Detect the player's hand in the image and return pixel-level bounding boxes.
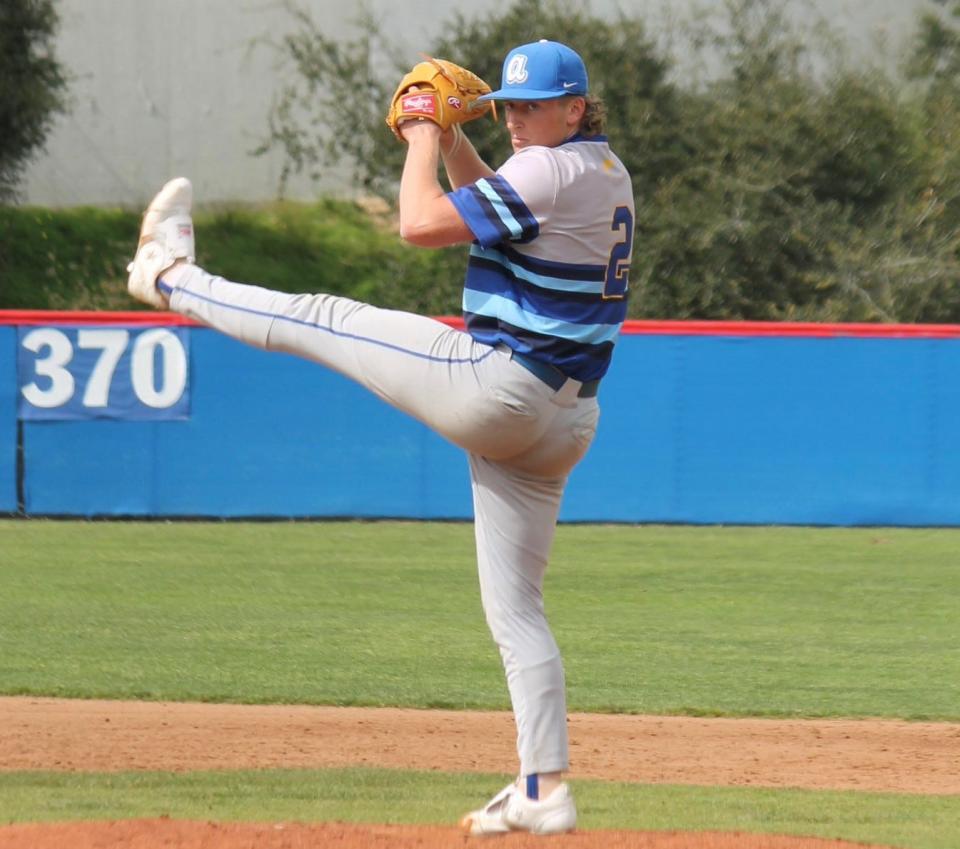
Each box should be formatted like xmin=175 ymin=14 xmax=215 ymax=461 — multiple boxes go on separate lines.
xmin=399 ymin=118 xmax=443 ymax=143
xmin=398 ymin=86 xmax=443 ymax=143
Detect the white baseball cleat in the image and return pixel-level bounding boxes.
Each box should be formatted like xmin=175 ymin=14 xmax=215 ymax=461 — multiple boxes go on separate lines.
xmin=127 ymin=176 xmax=195 ymax=309
xmin=460 ymin=780 xmax=576 ymax=836
xmin=460 ymin=783 xmax=515 ymax=836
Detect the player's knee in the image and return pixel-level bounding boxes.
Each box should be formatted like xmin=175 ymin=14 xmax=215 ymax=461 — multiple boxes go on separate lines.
xmin=483 ymin=606 xmax=556 ymax=655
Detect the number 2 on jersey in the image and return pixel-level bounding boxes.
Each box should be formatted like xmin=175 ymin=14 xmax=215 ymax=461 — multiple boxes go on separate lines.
xmin=604 ymin=206 xmax=633 ymax=299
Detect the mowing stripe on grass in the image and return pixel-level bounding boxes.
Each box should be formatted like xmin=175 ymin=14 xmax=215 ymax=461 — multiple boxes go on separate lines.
xmin=1 ymin=521 xmax=958 ymax=719
xmin=0 ymin=768 xmax=956 ymax=849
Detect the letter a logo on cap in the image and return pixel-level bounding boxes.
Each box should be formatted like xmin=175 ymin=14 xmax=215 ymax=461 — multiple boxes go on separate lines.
xmin=506 ymin=54 xmax=529 ymax=84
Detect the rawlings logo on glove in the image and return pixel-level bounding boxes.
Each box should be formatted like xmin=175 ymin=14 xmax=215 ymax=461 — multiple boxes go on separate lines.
xmin=386 ymin=56 xmax=497 ymax=140
xmin=401 ymin=93 xmax=438 ymax=116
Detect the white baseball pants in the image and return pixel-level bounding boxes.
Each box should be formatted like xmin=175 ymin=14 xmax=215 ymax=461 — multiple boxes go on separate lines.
xmin=160 ymin=264 xmax=600 ymax=775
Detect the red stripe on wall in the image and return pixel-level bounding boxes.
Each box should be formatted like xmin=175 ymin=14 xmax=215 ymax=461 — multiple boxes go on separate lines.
xmin=619 ymin=319 xmax=960 ymax=338
xmin=3 ymin=311 xmax=960 ymax=338
xmin=0 ymin=310 xmax=200 ymax=327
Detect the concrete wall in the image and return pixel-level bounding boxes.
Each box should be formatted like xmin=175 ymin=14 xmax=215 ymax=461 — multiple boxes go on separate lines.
xmin=21 ymin=0 xmax=925 ymax=207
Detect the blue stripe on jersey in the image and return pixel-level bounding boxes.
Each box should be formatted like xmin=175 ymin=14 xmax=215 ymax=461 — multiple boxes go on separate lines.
xmin=465 ymin=314 xmax=615 ymax=381
xmin=481 ymin=176 xmax=539 ymax=239
xmin=560 ymin=133 xmax=608 ymax=146
xmin=461 ymin=239 xmax=627 ymax=379
xmin=476 ymin=180 xmax=523 ymax=239
xmin=470 ymin=245 xmax=606 ymax=294
xmin=463 ymin=289 xmax=621 ymax=346
xmin=447 ymin=187 xmax=504 ymax=246
xmin=466 ymin=256 xmax=626 ymax=325
xmin=448 ymin=176 xmax=539 ymax=248
xmin=492 ymin=243 xmax=606 ymax=282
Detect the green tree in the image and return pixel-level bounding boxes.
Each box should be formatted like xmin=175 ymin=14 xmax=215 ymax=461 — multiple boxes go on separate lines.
xmin=879 ymin=0 xmax=960 ymax=322
xmin=428 ymin=0 xmax=685 ymax=203
xmin=260 ymin=0 xmax=960 ymax=323
xmin=254 ymin=2 xmax=406 ymax=199
xmin=0 ymin=0 xmax=68 ymax=204
xmin=635 ymin=0 xmax=941 ymax=321
xmin=256 ymin=0 xmax=682 ymax=204
xmin=907 ymin=0 xmax=960 ymax=83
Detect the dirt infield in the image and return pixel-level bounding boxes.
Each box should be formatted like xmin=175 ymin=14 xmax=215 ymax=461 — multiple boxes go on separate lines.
xmin=3 ymin=697 xmax=958 ymax=848
xmin=0 ymin=819 xmax=907 ymax=849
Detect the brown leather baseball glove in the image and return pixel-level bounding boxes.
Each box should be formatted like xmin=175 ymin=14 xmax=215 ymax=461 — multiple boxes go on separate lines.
xmin=386 ymin=57 xmax=497 ymax=140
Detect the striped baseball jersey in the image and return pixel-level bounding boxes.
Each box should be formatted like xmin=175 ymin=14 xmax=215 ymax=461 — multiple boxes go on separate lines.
xmin=448 ymin=134 xmax=635 ymax=382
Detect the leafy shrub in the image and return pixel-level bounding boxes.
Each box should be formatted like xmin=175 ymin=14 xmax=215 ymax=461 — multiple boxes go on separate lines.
xmin=0 ymin=0 xmax=68 ymax=204
xmin=0 ymin=200 xmax=467 ymax=314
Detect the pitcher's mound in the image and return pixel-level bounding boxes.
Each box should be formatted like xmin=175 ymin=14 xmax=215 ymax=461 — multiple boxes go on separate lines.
xmin=0 ymin=819 xmax=895 ymax=848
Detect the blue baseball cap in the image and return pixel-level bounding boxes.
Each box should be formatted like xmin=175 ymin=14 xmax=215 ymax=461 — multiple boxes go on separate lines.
xmin=478 ymin=40 xmax=588 ymax=102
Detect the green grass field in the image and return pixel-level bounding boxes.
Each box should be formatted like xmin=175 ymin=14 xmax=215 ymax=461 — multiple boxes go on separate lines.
xmin=1 ymin=769 xmax=957 ymax=849
xmin=1 ymin=519 xmax=958 ymax=847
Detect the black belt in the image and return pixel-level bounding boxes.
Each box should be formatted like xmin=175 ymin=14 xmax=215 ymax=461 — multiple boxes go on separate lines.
xmin=509 ymin=349 xmax=600 ymax=398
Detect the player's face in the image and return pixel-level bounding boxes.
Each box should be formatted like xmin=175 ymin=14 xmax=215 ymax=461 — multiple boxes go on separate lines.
xmin=503 ymin=97 xmax=585 ymax=151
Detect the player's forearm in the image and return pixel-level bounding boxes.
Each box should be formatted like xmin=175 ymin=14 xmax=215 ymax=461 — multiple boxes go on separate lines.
xmin=398 ymin=126 xmax=473 ymax=247
xmin=399 ymin=130 xmax=444 ymax=243
xmin=440 ymin=126 xmax=495 ymax=189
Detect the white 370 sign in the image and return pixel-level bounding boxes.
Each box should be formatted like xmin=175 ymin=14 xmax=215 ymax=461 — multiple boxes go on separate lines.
xmin=17 ymin=325 xmax=190 ymax=421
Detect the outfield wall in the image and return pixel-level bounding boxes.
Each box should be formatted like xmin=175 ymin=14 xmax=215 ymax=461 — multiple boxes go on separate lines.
xmin=0 ymin=327 xmax=17 ymax=513
xmin=3 ymin=311 xmax=960 ymax=525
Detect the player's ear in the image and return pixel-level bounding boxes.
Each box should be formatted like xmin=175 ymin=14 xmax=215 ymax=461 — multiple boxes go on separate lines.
xmin=565 ymin=96 xmax=586 ymax=126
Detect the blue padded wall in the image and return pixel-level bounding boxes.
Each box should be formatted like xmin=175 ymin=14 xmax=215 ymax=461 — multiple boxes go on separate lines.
xmin=22 ymin=330 xmax=470 ymax=517
xmin=0 ymin=328 xmax=17 ymax=513
xmin=564 ymin=334 xmax=960 ymax=525
xmin=13 ymin=324 xmax=960 ymax=525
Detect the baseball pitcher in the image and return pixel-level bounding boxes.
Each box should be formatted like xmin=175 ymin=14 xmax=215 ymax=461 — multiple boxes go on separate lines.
xmin=127 ymin=39 xmax=634 ymax=835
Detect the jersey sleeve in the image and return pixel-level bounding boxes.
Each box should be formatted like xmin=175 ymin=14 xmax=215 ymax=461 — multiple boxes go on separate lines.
xmin=447 ymin=147 xmax=560 ymax=248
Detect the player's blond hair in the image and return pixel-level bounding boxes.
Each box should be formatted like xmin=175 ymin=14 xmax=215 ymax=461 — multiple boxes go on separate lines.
xmin=579 ymin=95 xmax=607 ymax=136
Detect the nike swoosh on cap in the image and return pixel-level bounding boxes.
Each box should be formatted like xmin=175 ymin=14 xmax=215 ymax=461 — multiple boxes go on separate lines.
xmin=563 ymin=82 xmax=578 ymax=88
